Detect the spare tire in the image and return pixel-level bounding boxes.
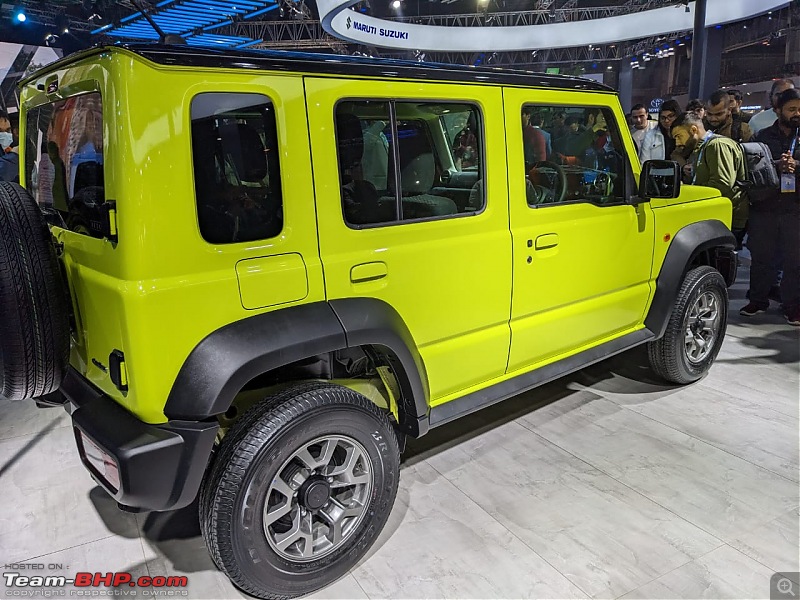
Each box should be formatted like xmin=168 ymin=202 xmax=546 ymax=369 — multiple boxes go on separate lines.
xmin=0 ymin=182 xmax=70 ymax=401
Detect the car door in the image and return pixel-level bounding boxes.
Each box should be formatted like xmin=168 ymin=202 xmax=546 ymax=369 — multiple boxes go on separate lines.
xmin=504 ymin=90 xmax=655 ymax=373
xmin=305 ymin=77 xmax=512 ymax=404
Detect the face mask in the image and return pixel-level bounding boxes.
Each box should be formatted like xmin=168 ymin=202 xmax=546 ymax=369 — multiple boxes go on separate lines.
xmin=0 ymin=132 xmax=13 ymax=149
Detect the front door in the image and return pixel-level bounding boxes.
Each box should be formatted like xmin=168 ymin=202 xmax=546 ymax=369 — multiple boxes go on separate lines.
xmin=504 ymin=90 xmax=655 ymax=373
xmin=305 ymin=78 xmax=512 ymax=404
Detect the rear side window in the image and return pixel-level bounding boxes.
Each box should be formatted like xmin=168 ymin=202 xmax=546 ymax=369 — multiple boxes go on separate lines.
xmin=335 ymin=100 xmax=484 ymax=227
xmin=190 ymin=93 xmax=283 ymax=244
xmin=25 ymin=92 xmax=105 ymax=238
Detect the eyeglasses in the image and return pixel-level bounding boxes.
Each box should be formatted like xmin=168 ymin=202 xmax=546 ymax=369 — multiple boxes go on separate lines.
xmin=659 ymin=113 xmax=676 ymax=121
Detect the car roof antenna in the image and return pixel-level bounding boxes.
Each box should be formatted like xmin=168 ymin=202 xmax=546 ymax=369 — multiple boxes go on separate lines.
xmin=128 ymin=0 xmax=187 ymax=45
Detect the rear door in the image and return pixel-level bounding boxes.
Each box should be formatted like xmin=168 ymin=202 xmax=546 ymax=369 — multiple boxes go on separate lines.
xmin=305 ymin=77 xmax=512 ymax=404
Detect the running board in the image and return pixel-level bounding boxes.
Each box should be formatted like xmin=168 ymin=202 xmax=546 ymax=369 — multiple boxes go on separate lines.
xmin=429 ymin=328 xmax=655 ymax=428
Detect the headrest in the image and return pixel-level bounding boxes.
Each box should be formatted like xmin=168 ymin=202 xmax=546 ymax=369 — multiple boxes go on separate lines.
xmin=219 ymin=122 xmax=267 ymax=182
xmin=468 ymin=179 xmax=483 ymax=208
xmin=336 ymin=113 xmax=364 ymax=171
xmin=402 ymin=153 xmax=435 ymax=194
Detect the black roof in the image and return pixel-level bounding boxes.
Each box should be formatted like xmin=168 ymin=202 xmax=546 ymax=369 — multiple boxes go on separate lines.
xmin=22 ymin=43 xmax=615 ymax=93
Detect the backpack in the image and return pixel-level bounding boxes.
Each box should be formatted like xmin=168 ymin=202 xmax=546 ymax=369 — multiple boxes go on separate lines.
xmin=737 ymin=141 xmax=780 ymax=192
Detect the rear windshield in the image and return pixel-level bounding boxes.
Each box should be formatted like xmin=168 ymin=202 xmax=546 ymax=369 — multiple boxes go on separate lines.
xmin=25 ymin=92 xmax=105 ymax=238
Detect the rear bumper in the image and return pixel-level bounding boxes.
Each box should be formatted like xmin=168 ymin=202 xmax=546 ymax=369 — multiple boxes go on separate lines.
xmin=61 ymin=368 xmax=218 ymax=511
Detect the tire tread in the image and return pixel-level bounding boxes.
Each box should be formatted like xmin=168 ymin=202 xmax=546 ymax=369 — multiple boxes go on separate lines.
xmin=647 ymin=265 xmax=728 ymax=384
xmin=199 ymin=383 xmax=399 ymax=600
xmin=0 ymin=182 xmax=69 ymax=400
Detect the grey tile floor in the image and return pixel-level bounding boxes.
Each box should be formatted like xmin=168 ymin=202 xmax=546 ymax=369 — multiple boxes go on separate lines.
xmin=1 ymin=264 xmax=798 ymax=599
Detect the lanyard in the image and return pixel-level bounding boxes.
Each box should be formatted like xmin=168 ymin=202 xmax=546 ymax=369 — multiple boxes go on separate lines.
xmin=692 ymin=132 xmax=715 ymax=185
xmin=790 ymin=128 xmax=798 ymax=157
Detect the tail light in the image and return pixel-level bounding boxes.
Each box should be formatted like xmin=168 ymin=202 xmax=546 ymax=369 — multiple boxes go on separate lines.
xmin=75 ymin=429 xmax=121 ymax=493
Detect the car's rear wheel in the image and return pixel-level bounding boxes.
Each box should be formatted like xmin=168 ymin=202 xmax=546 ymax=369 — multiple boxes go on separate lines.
xmin=200 ymin=383 xmax=400 ymax=600
xmin=0 ymin=182 xmax=70 ymax=400
xmin=648 ymin=266 xmax=728 ymax=384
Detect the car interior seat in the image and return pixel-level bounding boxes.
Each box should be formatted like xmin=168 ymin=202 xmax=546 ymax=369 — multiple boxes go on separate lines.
xmin=219 ymin=122 xmax=268 ymax=184
xmin=400 ymin=153 xmax=458 ymax=218
xmin=336 ymin=113 xmax=392 ymax=225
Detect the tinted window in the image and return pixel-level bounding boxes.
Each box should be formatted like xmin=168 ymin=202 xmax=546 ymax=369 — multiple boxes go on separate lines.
xmin=191 ymin=93 xmax=282 ymax=244
xmin=25 ymin=92 xmax=105 ymax=237
xmin=335 ymin=101 xmax=483 ymax=227
xmin=524 ymin=104 xmax=626 ymax=207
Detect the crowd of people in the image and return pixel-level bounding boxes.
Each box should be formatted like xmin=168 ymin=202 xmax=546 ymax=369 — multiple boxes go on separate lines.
xmin=630 ymin=80 xmax=799 ymax=327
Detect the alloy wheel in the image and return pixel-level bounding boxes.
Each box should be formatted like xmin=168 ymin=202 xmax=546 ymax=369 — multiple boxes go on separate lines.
xmin=263 ymin=435 xmax=374 ymax=562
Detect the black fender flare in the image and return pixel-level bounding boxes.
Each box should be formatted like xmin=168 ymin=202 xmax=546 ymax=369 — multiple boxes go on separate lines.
xmin=644 ymin=219 xmax=736 ymax=339
xmin=330 ymin=297 xmax=429 ymax=436
xmin=164 ymin=300 xmax=430 ymax=436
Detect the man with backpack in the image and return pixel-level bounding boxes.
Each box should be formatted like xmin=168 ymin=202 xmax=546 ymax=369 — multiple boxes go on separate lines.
xmin=671 ymin=111 xmax=748 ymax=248
xmin=739 ymin=88 xmax=800 ymax=326
xmin=706 ymin=89 xmax=753 ymax=143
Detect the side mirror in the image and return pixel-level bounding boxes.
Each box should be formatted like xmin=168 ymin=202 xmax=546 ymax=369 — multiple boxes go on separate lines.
xmin=640 ymin=160 xmax=681 ymax=199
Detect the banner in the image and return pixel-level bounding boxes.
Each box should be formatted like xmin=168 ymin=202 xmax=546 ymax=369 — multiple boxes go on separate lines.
xmin=318 ymin=0 xmax=788 ymax=52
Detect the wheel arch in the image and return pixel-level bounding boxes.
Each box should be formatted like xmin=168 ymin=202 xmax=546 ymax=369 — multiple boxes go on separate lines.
xmin=164 ymin=300 xmax=430 ymax=437
xmin=645 ymin=219 xmax=736 ymax=339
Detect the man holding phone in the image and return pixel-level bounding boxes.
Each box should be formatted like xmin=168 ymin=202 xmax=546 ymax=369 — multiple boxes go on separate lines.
xmin=740 ymin=88 xmax=800 ymax=326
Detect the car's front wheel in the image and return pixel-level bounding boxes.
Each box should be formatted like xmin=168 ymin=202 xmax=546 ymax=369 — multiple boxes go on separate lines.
xmin=200 ymin=383 xmax=400 ymax=599
xmin=648 ymin=265 xmax=728 ymax=384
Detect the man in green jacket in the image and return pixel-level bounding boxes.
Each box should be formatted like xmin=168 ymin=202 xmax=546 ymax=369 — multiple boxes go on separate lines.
xmin=671 ymin=111 xmax=748 ymax=248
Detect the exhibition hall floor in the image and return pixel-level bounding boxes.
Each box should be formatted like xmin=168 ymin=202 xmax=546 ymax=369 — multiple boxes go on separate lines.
xmin=1 ymin=264 xmax=798 ymax=599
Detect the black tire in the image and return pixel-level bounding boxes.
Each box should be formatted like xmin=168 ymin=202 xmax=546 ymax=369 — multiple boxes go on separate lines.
xmin=200 ymin=383 xmax=400 ymax=600
xmin=0 ymin=182 xmax=70 ymax=401
xmin=648 ymin=266 xmax=728 ymax=384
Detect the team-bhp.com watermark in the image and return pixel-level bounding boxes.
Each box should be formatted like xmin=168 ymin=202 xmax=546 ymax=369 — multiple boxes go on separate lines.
xmin=3 ymin=564 xmax=188 ymax=598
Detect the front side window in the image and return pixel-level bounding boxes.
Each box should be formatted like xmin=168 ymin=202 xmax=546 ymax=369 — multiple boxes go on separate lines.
xmin=335 ymin=100 xmax=484 ymax=227
xmin=191 ymin=93 xmax=283 ymax=244
xmin=522 ymin=104 xmax=626 ymax=207
xmin=25 ymin=92 xmax=105 ymax=237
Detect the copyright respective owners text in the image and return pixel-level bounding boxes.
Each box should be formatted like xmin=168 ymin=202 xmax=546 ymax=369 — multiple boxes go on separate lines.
xmin=772 ymin=573 xmax=800 ymax=600
xmin=3 ymin=563 xmax=189 ymax=598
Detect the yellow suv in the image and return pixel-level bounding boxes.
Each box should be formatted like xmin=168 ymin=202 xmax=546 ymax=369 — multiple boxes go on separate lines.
xmin=0 ymin=44 xmax=737 ymax=599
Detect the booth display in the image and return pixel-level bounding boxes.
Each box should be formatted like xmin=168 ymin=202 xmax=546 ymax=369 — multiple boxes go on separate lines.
xmin=0 ymin=42 xmax=742 ymax=599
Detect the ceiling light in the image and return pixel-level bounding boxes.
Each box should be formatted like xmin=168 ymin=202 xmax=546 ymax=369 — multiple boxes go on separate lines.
xmin=392 ymin=0 xmax=401 ymax=8
xmin=55 ymin=14 xmax=69 ymax=34
xmin=13 ymin=7 xmax=26 ymax=22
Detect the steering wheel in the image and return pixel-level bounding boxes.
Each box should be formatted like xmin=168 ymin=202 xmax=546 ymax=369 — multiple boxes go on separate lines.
xmin=528 ymin=161 xmax=567 ymax=205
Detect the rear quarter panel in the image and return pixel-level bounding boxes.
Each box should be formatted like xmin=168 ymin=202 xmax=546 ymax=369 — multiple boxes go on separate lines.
xmin=23 ymin=50 xmax=324 ymax=423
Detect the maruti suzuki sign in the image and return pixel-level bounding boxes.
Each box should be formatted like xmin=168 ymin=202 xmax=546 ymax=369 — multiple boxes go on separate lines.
xmin=319 ymin=0 xmax=787 ymax=52
xmin=347 ymin=16 xmax=410 ymax=40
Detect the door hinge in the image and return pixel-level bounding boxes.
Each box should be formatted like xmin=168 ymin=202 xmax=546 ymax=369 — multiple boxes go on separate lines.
xmin=109 ymin=349 xmax=128 ymax=392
